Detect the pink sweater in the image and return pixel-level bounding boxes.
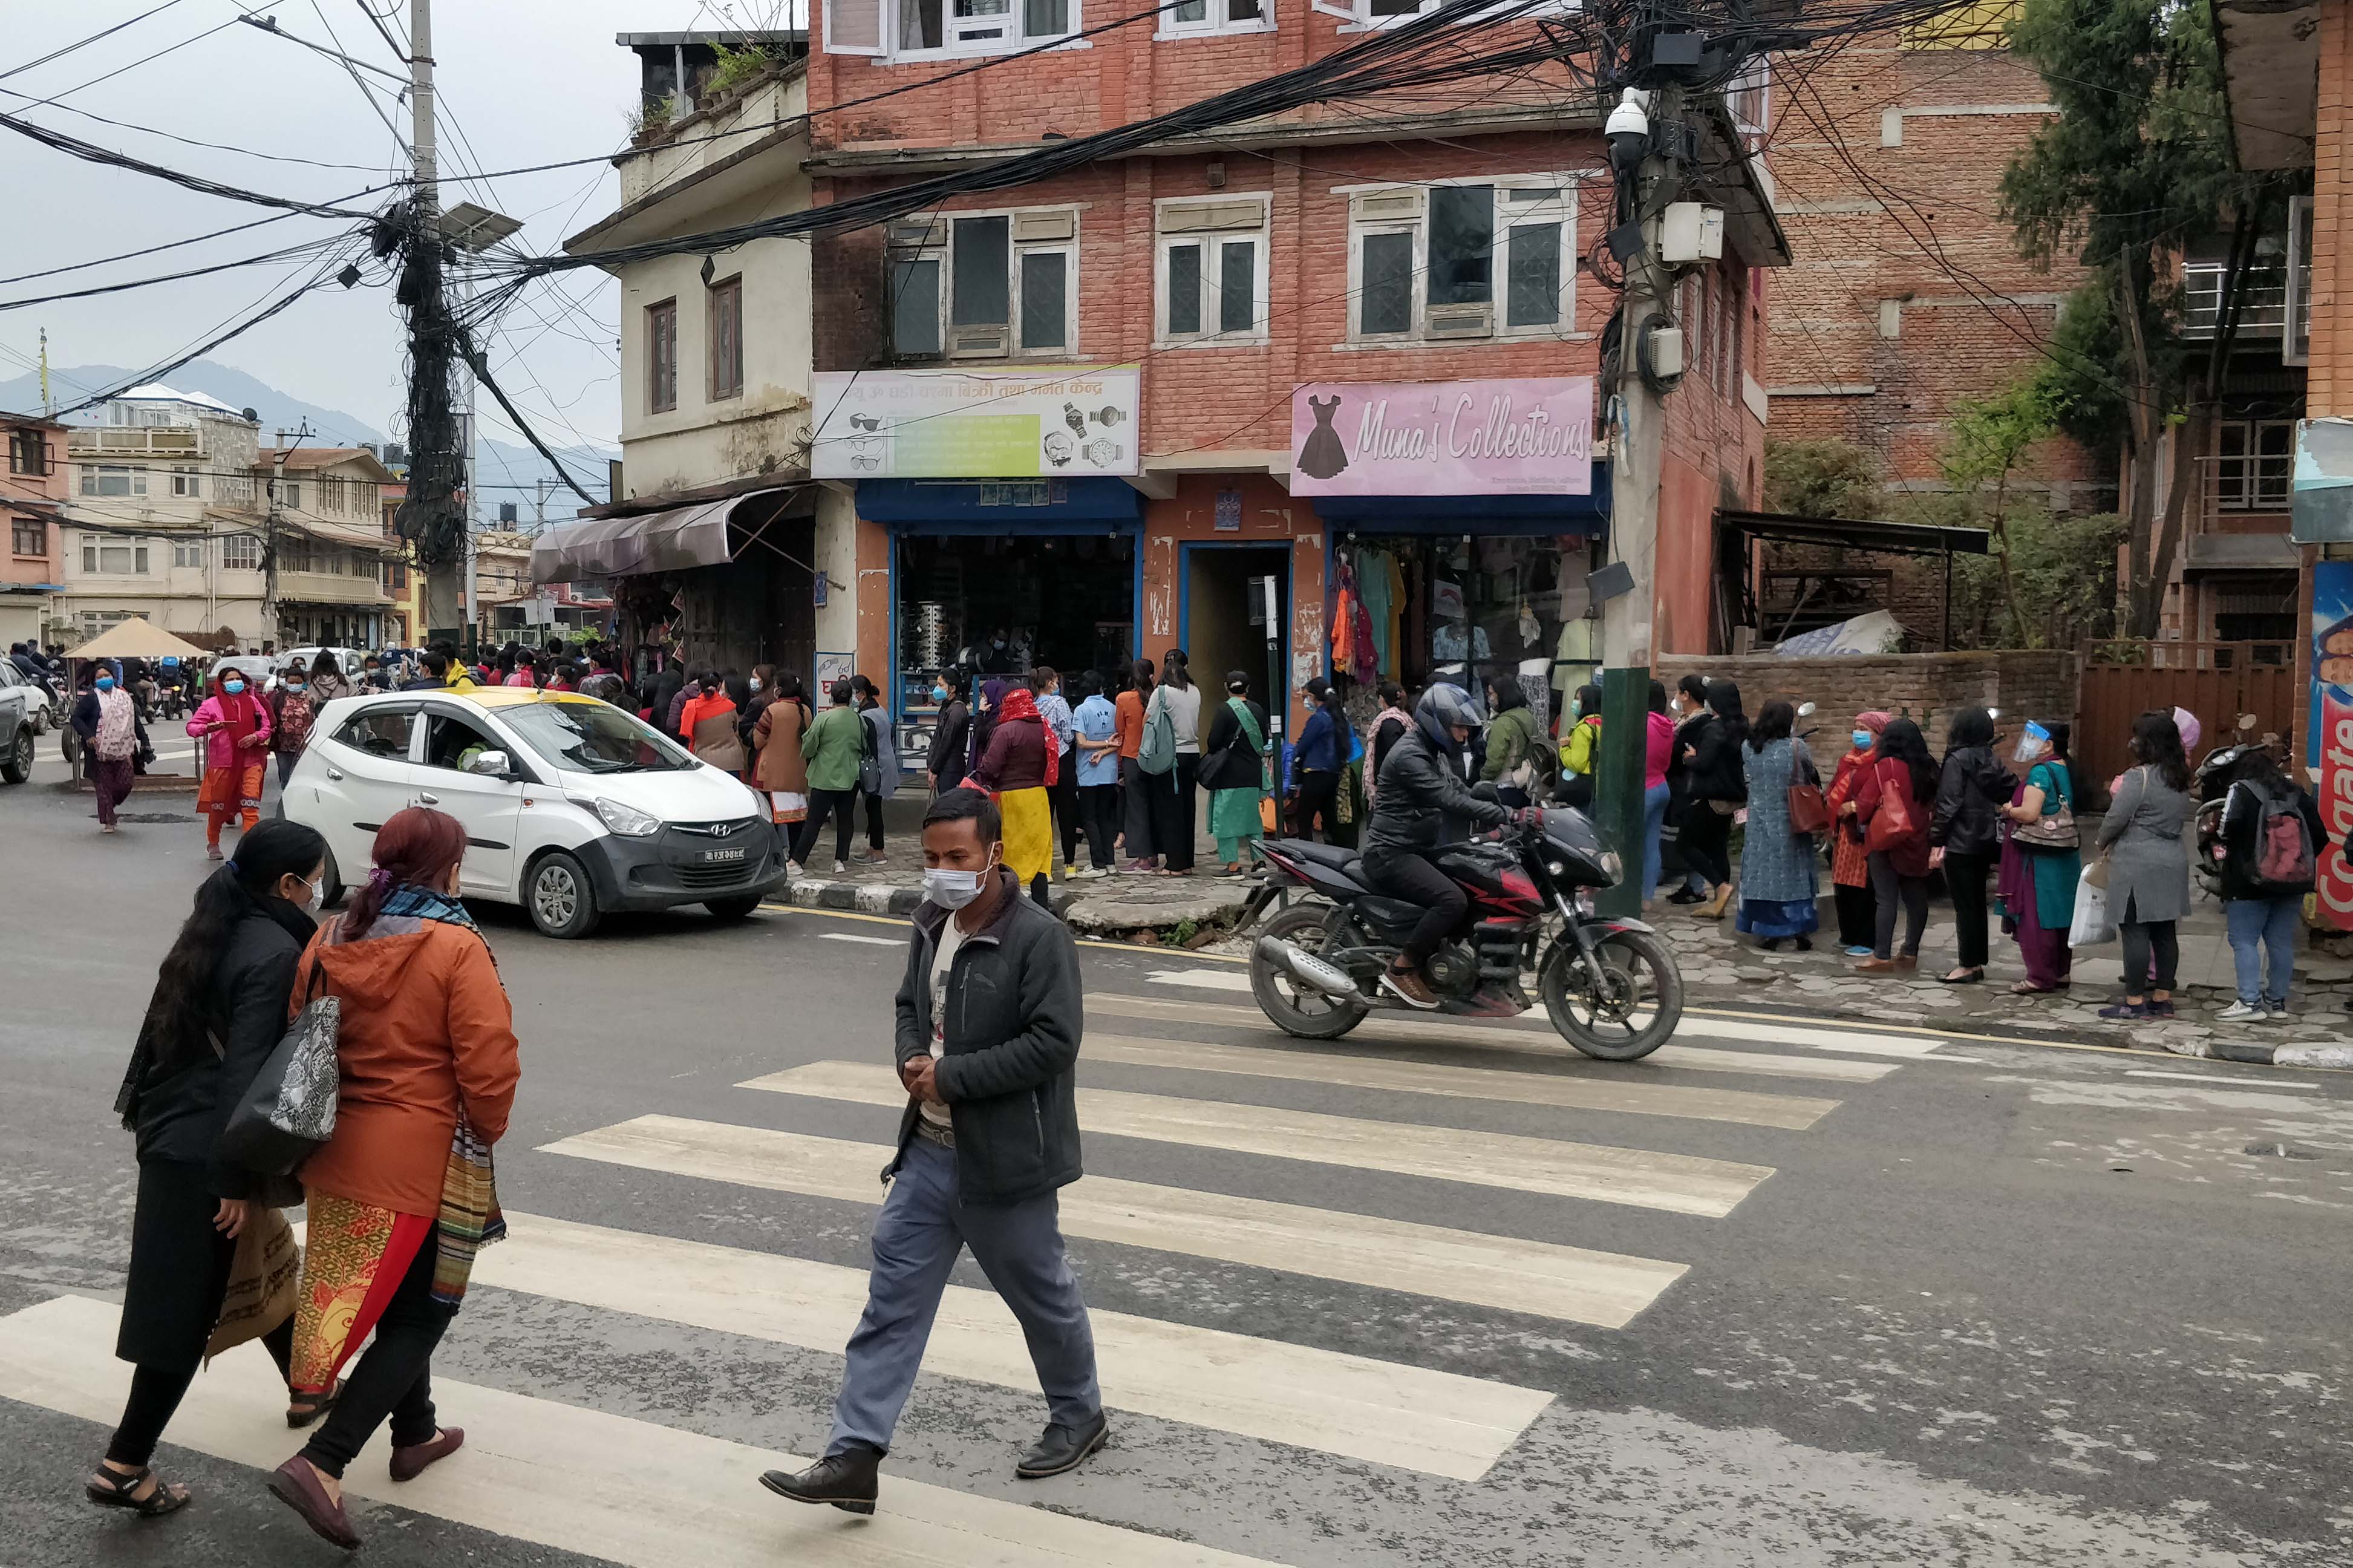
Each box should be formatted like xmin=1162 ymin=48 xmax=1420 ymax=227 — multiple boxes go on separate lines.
xmin=1644 ymin=711 xmax=1674 ymax=789
xmin=186 ymin=694 xmax=273 ymax=772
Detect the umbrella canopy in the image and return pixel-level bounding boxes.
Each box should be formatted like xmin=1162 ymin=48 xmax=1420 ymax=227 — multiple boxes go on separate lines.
xmin=70 ymin=617 xmax=211 ymax=662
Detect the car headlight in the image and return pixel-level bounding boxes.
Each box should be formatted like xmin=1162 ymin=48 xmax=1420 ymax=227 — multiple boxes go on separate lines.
xmin=591 ymin=796 xmax=662 ymax=837
xmin=1599 ymin=849 xmax=1624 ymax=886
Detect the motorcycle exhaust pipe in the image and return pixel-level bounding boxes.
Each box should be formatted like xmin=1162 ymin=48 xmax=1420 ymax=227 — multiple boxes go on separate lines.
xmin=1255 ymin=935 xmax=1359 ymax=1000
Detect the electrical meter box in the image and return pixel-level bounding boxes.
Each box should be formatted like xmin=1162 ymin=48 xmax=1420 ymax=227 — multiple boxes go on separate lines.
xmin=1659 ymin=202 xmax=1725 ymax=264
xmin=1646 ymin=324 xmax=1686 ymax=379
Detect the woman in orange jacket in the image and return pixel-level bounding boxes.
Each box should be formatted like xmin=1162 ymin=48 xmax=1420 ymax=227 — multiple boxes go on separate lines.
xmin=266 ymin=807 xmax=520 ymax=1551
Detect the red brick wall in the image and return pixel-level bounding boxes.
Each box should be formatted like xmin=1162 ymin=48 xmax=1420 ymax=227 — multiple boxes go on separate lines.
xmin=1765 ymin=36 xmax=2109 ymax=504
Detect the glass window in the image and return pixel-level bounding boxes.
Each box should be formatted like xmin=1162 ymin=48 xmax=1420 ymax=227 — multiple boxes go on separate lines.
xmin=10 ymin=516 xmax=44 ymax=557
xmin=222 ymin=533 xmax=261 ymax=570
xmin=891 ymin=256 xmax=942 ymax=357
xmin=1506 ymin=223 xmax=1561 ymax=328
xmin=1020 ymin=250 xmax=1067 ymax=350
xmin=708 ymin=276 xmax=743 ymax=400
xmin=1023 ymin=0 xmax=1069 ymax=33
xmin=7 ymin=430 xmax=47 ymax=475
xmin=1219 ymin=240 xmax=1256 ymax=334
xmin=1428 ymin=185 xmax=1493 ymax=307
xmin=1360 ymin=232 xmax=1414 ymax=335
xmin=1173 ymin=0 xmax=1207 ymax=16
xmin=173 ymin=538 xmax=204 ymax=569
xmin=422 ymin=711 xmax=505 ymax=771
xmin=646 ymin=298 xmax=678 ymax=413
xmin=333 ymin=706 xmax=416 ymax=759
xmin=81 ymin=465 xmax=146 ymax=498
xmin=900 ymin=0 xmax=946 ymax=48
xmin=951 ymin=216 xmax=1011 ymax=326
xmin=500 ymin=699 xmax=696 ymax=774
xmin=1167 ymin=244 xmax=1203 ymax=335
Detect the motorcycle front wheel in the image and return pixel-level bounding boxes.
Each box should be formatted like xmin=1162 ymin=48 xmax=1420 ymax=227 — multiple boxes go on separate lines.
xmin=1541 ymin=927 xmax=1682 ymax=1061
xmin=1248 ymin=903 xmax=1371 ymax=1040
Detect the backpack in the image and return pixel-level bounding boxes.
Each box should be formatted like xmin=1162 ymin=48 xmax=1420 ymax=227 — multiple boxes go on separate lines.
xmin=2254 ymin=783 xmax=2316 ymax=887
xmin=1137 ymin=688 xmax=1178 ymax=777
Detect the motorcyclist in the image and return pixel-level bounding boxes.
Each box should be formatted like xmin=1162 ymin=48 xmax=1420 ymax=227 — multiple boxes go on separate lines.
xmin=1359 ymin=682 xmax=1532 ymax=1009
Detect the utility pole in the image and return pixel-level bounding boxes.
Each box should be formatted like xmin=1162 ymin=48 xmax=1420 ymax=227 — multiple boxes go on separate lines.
xmin=407 ymin=0 xmax=465 ymax=643
xmin=1594 ymin=66 xmax=1687 ymax=918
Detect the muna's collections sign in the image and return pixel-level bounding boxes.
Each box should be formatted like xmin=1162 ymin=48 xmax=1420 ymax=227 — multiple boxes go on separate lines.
xmin=811 ymin=367 xmax=1141 ymax=480
xmin=1288 ymin=377 xmax=1594 ymax=496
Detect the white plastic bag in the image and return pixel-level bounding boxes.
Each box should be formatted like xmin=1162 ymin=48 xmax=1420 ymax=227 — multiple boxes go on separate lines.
xmin=2068 ymin=869 xmax=2115 ymax=947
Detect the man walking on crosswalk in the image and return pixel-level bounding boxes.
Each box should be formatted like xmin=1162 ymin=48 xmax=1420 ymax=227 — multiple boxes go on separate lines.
xmin=761 ymin=786 xmax=1107 ymax=1515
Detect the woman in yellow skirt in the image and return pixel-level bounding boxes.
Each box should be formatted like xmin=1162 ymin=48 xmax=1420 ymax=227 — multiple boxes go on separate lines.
xmin=968 ymin=683 xmax=1061 ymax=908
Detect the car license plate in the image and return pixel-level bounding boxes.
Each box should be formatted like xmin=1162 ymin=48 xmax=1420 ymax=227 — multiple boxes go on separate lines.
xmin=702 ymin=848 xmax=747 ymax=864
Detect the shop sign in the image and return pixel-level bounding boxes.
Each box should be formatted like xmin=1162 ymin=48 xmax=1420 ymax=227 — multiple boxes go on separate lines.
xmin=1289 ymin=377 xmax=1593 ymax=496
xmin=2312 ymin=561 xmax=2353 ymax=927
xmin=811 ymin=367 xmax=1141 ymax=480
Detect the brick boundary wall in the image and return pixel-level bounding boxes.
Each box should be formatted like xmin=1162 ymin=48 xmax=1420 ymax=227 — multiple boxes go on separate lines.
xmin=1653 ymin=650 xmax=2080 ymax=759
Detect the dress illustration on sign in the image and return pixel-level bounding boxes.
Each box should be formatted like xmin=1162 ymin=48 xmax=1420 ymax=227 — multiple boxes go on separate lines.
xmin=1297 ymin=395 xmax=1348 ymax=480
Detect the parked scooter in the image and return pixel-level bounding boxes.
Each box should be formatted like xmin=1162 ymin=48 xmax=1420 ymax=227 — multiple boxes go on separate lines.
xmin=2190 ymin=714 xmax=2267 ymax=898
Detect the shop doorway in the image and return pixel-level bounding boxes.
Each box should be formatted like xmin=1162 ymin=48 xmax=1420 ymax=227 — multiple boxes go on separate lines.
xmin=1181 ymin=544 xmax=1289 ymax=731
xmin=895 ymin=531 xmax=1136 ymax=711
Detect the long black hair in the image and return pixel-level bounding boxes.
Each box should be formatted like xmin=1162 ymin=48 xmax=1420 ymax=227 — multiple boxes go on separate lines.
xmin=1305 ymin=673 xmax=1353 ymax=753
xmin=1161 ymin=647 xmax=1192 ymax=690
xmin=2130 ymin=710 xmax=2192 ymax=792
xmin=1873 ymin=717 xmax=1939 ymax=801
xmin=1750 ymin=699 xmax=1795 ymax=748
xmin=133 ymin=819 xmax=325 ymax=1082
xmin=1706 ymin=679 xmax=1748 ymax=751
xmin=1649 ymin=679 xmax=1669 ymax=714
xmin=1947 ymin=707 xmax=1996 ymax=753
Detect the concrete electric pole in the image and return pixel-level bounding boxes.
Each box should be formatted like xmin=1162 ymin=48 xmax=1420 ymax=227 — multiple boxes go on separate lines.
xmin=406 ymin=0 xmax=465 ymax=642
xmin=1594 ymin=75 xmax=1686 ymax=918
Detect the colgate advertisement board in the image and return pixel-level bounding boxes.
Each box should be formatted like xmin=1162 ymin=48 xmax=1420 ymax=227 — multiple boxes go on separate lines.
xmin=2312 ymin=561 xmax=2353 ymax=928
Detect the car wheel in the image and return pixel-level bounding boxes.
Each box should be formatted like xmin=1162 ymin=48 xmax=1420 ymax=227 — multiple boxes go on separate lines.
xmin=27 ymin=707 xmax=48 ymax=736
xmin=527 ymin=850 xmax=601 ymax=938
xmin=318 ymin=846 xmax=347 ymax=910
xmin=705 ymin=893 xmax=763 ymax=921
xmin=1 ymin=725 xmax=31 ymax=785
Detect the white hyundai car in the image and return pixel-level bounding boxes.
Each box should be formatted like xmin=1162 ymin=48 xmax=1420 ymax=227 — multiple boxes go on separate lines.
xmin=284 ymin=685 xmax=788 ymax=937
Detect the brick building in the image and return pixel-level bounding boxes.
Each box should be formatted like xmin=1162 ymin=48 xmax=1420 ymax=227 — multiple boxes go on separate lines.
xmin=1 ymin=412 xmax=69 ymax=648
xmin=797 ymin=5 xmax=1784 ymax=749
xmin=1765 ymin=14 xmax=2103 ymax=508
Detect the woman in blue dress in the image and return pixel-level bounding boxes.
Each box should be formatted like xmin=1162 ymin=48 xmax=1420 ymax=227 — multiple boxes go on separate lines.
xmin=1736 ymin=699 xmax=1821 ymax=951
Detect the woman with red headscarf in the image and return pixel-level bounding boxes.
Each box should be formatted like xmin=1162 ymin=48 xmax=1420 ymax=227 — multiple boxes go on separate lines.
xmin=967 ymin=681 xmax=1059 ymax=908
xmin=187 ymin=667 xmax=273 ymax=859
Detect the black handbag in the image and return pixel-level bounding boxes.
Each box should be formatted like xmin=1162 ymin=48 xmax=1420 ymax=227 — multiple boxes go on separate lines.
xmin=218 ymin=962 xmax=341 ymax=1177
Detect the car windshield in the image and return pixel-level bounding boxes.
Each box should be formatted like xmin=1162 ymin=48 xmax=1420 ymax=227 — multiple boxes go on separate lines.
xmin=499 ymin=700 xmax=697 ymax=774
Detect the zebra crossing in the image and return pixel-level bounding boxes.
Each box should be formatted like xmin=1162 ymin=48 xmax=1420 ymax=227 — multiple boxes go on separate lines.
xmin=0 ymin=965 xmax=1954 ymax=1564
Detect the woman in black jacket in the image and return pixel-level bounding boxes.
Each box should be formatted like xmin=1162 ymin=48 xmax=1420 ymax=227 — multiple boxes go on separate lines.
xmin=91 ymin=820 xmax=331 ymax=1517
xmin=1665 ymin=673 xmax=1714 ymax=903
xmin=1928 ymin=707 xmax=2014 ymax=984
xmin=1680 ymin=680 xmax=1748 ymax=920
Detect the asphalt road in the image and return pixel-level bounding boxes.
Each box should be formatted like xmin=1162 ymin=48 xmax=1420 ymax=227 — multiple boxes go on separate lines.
xmin=3 ymin=762 xmax=2350 ymax=1567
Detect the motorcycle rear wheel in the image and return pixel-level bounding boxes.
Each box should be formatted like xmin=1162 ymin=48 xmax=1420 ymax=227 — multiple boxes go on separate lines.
xmin=1249 ymin=903 xmax=1371 ymax=1040
xmin=1541 ymin=928 xmax=1681 ymax=1062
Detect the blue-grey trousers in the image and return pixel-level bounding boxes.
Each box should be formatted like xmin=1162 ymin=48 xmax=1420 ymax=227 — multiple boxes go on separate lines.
xmin=827 ymin=1134 xmax=1100 ymax=1456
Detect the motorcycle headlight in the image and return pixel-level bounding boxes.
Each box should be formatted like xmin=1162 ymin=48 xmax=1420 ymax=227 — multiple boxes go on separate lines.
xmin=1548 ymin=858 xmax=1568 ymax=877
xmin=1599 ymin=849 xmax=1624 ymax=887
xmin=590 ymin=796 xmax=662 ymax=837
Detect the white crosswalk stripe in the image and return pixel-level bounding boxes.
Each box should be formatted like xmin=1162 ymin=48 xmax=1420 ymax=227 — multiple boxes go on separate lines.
xmin=543 ymin=1114 xmax=1690 ymax=1328
xmin=1086 ymin=991 xmax=1902 ymax=1082
xmin=745 ymin=1062 xmax=1778 ymax=1217
xmin=1083 ymin=1031 xmax=1842 ymax=1130
xmin=0 ymin=1295 xmax=1284 ymax=1567
xmin=455 ymin=1211 xmax=1552 ymax=1480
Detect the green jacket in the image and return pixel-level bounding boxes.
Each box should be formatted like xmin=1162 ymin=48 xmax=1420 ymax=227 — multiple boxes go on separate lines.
xmin=801 ymin=704 xmax=866 ymax=792
xmin=1481 ymin=704 xmax=1544 ymax=783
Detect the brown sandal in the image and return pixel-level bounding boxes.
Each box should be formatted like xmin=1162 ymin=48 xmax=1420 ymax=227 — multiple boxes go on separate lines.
xmin=286 ymin=1379 xmax=344 ymax=1429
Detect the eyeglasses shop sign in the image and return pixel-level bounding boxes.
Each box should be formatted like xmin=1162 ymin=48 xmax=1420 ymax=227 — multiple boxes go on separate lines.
xmin=811 ymin=367 xmax=1141 ymax=480
xmin=1290 ymin=377 xmax=1594 ymax=495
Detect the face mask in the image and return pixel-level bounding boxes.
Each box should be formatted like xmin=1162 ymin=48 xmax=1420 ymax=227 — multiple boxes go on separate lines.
xmin=749 ymin=678 xmax=763 ymax=693
xmin=932 ymin=685 xmax=949 ymax=704
xmin=286 ymin=681 xmax=305 ymax=693
xmin=95 ymin=676 xmax=115 ymax=692
xmin=1852 ymin=730 xmax=1873 ymax=750
xmin=1568 ymin=699 xmax=1582 ymax=719
xmin=287 ymin=875 xmax=323 ymax=910
xmin=924 ymin=851 xmax=998 ymax=910
xmin=223 ymin=681 xmax=245 ymax=696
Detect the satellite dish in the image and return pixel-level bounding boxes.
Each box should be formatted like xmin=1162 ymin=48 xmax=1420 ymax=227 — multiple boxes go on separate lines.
xmin=241 ymin=407 xmax=259 ymax=422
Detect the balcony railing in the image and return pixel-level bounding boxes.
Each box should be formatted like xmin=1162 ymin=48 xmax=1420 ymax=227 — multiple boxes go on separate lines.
xmin=2195 ymin=453 xmax=2291 ymax=530
xmin=2181 ymin=260 xmax=2300 ymax=344
xmin=65 ymin=425 xmax=201 ymax=456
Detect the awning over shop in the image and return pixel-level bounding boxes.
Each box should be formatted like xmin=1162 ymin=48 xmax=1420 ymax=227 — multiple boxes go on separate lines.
xmin=2183 ymin=533 xmax=2299 ymax=578
xmin=1311 ymin=481 xmax=1610 ymax=536
xmin=530 ymin=486 xmax=808 ymax=584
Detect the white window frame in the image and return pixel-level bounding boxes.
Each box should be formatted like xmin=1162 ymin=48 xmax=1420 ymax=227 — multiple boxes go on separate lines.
xmin=887 ymin=206 xmax=1081 ymax=362
xmin=2285 ymin=193 xmax=2312 ymax=367
xmin=1340 ymin=176 xmax=1578 ymax=346
xmin=828 ymin=0 xmax=1082 ymax=61
xmin=2213 ymin=419 xmax=2295 ymax=511
xmin=282 ymin=480 xmax=302 ymax=511
xmin=221 ymin=532 xmax=262 ymax=571
xmin=170 ymin=465 xmax=200 ymax=498
xmin=1158 ymin=0 xmax=1274 ymax=40
xmin=172 ymin=537 xmax=206 ymax=569
xmin=1314 ymin=0 xmax=1564 ymax=29
xmin=80 ymin=535 xmax=150 ymax=575
xmin=80 ymin=464 xmax=148 ymax=498
xmin=1155 ymin=196 xmax=1272 ymax=347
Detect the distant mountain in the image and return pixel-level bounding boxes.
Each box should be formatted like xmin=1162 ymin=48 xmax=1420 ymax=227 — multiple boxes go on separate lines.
xmin=0 ymin=359 xmax=616 ymax=526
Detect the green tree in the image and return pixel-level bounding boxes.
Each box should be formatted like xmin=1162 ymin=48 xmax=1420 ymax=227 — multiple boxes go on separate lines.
xmin=1763 ymin=439 xmax=1883 ymax=520
xmin=2000 ymin=0 xmax=2265 ymax=639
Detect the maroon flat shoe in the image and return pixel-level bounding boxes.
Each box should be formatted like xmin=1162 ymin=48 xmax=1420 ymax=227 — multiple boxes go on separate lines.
xmin=267 ymin=1457 xmax=360 ymax=1550
xmin=390 ymin=1426 xmax=465 ymax=1483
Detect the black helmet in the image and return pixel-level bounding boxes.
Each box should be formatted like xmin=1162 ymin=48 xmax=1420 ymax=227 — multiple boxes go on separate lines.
xmin=1415 ymin=683 xmax=1480 ymax=750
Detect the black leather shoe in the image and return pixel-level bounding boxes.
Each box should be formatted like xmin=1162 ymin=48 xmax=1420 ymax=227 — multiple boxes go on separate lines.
xmin=1667 ymin=887 xmax=1705 ymax=905
xmin=1016 ymin=1413 xmax=1110 ymax=1479
xmin=759 ymin=1448 xmax=880 ymax=1515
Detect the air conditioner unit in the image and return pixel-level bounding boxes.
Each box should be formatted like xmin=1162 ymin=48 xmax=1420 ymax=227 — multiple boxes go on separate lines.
xmin=1425 ymin=303 xmax=1495 ymax=338
xmin=948 ymin=324 xmax=1011 ymax=359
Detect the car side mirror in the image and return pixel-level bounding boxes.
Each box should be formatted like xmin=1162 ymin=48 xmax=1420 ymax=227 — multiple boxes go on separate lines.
xmin=466 ymin=750 xmax=513 ymax=778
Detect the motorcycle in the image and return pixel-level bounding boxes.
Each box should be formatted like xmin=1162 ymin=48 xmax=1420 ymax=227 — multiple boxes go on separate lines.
xmin=1239 ymin=807 xmax=1683 ymax=1062
xmin=2188 ymin=714 xmax=2265 ymax=898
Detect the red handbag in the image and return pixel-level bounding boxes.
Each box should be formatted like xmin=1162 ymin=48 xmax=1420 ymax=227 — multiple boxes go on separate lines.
xmin=1864 ymin=770 xmax=1913 ymax=855
xmin=1787 ymin=782 xmax=1829 ymax=836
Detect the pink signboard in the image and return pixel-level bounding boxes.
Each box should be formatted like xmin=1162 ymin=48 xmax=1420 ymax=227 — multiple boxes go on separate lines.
xmin=1288 ymin=377 xmax=1594 ymax=496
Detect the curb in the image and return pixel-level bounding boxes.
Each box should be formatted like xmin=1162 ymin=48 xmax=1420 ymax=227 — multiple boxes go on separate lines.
xmin=2159 ymin=1034 xmax=2353 ymax=1070
xmin=778 ymin=877 xmax=1085 ymax=919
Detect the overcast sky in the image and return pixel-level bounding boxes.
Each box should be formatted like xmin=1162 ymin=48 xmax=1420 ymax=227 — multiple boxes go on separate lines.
xmin=0 ymin=0 xmax=767 ymax=450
